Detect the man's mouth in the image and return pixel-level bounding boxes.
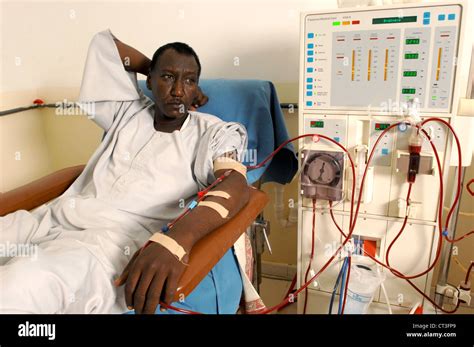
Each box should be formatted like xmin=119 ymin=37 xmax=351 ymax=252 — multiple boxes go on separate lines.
xmin=164 ymin=101 xmax=186 ymax=114
xmin=167 ymin=99 xmax=184 ymax=105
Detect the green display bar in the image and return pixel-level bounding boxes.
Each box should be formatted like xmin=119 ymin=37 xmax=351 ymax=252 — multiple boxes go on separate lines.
xmin=403 ymin=71 xmax=417 ymax=77
xmin=372 ymin=16 xmax=417 ymax=24
xmin=375 ymin=123 xmax=390 ymax=130
xmin=310 ymin=120 xmax=324 ymax=128
xmin=406 ymin=38 xmax=420 ymax=45
xmin=402 ymin=88 xmax=416 ymax=94
xmin=405 ymin=53 xmax=419 ymax=59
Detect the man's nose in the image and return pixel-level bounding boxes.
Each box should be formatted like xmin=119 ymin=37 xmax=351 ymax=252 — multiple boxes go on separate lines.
xmin=170 ymin=79 xmax=184 ymax=97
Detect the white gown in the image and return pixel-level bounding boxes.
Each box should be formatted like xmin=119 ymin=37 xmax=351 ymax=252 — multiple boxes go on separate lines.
xmin=0 ymin=29 xmax=255 ymax=313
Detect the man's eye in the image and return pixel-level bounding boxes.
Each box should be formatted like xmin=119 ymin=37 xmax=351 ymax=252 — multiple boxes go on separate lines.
xmin=185 ymin=78 xmax=196 ymax=84
xmin=162 ymin=74 xmax=174 ymax=80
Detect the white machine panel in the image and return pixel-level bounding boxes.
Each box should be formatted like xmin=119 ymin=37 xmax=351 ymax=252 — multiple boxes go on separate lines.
xmin=303 ymin=4 xmax=462 ymax=112
xmin=380 ymin=221 xmax=438 ymax=308
xmin=297 ymin=1 xmax=471 ymax=314
xmin=301 ymin=210 xmax=343 ymax=293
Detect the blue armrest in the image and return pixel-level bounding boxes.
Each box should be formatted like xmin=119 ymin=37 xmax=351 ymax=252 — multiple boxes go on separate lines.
xmin=138 ymin=79 xmax=297 ymax=184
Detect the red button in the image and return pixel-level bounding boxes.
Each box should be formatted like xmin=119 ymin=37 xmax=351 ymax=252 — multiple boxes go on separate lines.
xmin=352 ymin=20 xmax=360 ymax=24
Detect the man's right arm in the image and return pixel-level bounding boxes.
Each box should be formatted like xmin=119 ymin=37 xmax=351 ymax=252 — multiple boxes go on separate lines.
xmin=113 ymin=38 xmax=151 ymax=76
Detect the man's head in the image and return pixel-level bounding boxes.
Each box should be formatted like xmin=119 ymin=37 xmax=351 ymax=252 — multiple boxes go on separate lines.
xmin=146 ymin=42 xmax=201 ymax=120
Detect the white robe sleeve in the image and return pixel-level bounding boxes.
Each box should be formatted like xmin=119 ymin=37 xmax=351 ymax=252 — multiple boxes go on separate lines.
xmin=76 ymin=29 xmax=142 ymax=131
xmin=194 ymin=121 xmax=248 ymax=189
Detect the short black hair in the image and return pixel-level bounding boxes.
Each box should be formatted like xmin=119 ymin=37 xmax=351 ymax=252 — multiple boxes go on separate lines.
xmin=149 ymin=42 xmax=201 ymax=77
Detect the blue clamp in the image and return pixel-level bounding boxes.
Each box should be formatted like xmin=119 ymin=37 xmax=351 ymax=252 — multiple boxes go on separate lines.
xmin=188 ymin=200 xmax=198 ymax=210
xmin=161 ymin=225 xmax=170 ymax=233
xmin=442 ymin=229 xmax=449 ymax=236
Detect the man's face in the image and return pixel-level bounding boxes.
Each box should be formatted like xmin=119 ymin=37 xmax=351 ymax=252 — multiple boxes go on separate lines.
xmin=146 ymin=49 xmax=199 ymax=120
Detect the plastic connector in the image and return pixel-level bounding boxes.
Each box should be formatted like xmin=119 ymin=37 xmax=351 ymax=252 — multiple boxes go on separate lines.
xmin=188 ymin=200 xmax=198 ymax=209
xmin=435 ymin=283 xmax=457 ymax=299
xmin=453 ymin=281 xmax=471 ymax=306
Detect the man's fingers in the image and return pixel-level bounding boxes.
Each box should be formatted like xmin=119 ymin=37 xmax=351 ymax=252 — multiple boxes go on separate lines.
xmin=124 ymin=261 xmax=143 ymax=309
xmin=133 ymin=270 xmax=155 ymax=314
xmin=143 ymin=274 xmax=166 ymax=314
xmin=192 ymin=87 xmax=209 ymax=108
xmin=114 ymin=249 xmax=141 ymax=287
xmin=163 ymin=270 xmax=180 ymax=307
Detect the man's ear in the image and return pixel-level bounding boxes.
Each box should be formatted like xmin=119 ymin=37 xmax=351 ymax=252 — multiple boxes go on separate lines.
xmin=146 ymin=74 xmax=152 ymax=91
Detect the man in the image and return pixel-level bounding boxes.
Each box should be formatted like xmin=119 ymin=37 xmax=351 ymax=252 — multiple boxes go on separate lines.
xmin=0 ymin=29 xmax=265 ymax=314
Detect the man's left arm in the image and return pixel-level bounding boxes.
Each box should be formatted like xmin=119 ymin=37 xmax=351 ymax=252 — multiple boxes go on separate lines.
xmin=115 ymin=152 xmax=249 ymax=314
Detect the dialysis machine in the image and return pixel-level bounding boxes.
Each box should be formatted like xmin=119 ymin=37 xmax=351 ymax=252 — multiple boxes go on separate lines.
xmin=297 ymin=1 xmax=473 ymax=313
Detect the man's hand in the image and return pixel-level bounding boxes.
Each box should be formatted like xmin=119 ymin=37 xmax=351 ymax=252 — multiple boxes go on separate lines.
xmin=189 ymin=86 xmax=209 ymax=111
xmin=114 ymin=242 xmax=189 ymax=314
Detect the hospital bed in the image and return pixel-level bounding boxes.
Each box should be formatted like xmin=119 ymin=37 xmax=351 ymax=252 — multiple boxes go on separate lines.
xmin=0 ymin=79 xmax=297 ymax=305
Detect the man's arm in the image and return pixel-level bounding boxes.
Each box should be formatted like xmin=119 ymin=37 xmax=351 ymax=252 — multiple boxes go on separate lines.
xmin=115 ymin=152 xmax=249 ymax=314
xmin=168 ymin=168 xmax=249 ymax=250
xmin=113 ymin=38 xmax=151 ymax=76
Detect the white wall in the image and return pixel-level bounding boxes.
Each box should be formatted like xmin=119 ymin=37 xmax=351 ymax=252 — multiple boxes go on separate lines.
xmin=1 ymin=0 xmax=337 ymax=93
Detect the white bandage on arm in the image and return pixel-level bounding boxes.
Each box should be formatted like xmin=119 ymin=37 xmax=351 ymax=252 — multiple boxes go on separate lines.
xmin=149 ymin=233 xmax=187 ymax=261
xmin=213 ymin=157 xmax=247 ymax=179
xmin=197 ymin=201 xmax=229 ymax=218
xmin=203 ymin=191 xmax=231 ymax=199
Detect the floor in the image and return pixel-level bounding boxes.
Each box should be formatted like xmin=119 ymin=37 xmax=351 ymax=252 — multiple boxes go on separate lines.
xmin=259 ymin=277 xmax=297 ymax=314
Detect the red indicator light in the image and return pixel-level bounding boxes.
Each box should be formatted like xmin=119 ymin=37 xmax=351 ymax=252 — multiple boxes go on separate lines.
xmin=352 ymin=20 xmax=360 ymax=24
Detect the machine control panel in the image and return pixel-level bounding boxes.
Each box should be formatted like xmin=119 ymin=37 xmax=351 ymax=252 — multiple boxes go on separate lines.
xmin=302 ymin=5 xmax=461 ymax=112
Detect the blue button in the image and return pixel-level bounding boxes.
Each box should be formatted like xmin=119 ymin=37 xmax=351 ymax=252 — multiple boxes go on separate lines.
xmin=307 ymin=43 xmax=314 ymax=49
xmin=307 ymin=51 xmax=314 ymax=56
xmin=438 ymin=14 xmax=446 ymax=21
xmin=306 ymin=85 xmax=313 ymax=90
xmin=306 ymin=101 xmax=313 ymax=106
xmin=308 ymin=33 xmax=314 ymax=39
xmin=423 ymin=19 xmax=430 ymax=25
xmin=448 ymin=13 xmax=455 ymax=20
xmin=306 ymin=91 xmax=313 ymax=96
xmin=306 ymin=77 xmax=313 ymax=83
xmin=307 ymin=57 xmax=314 ymax=63
xmin=423 ymin=12 xmax=430 ymax=18
xmin=307 ymin=67 xmax=314 ymax=73
xmin=381 ymin=148 xmax=389 ymax=155
xmin=334 ymin=137 xmax=340 ymax=143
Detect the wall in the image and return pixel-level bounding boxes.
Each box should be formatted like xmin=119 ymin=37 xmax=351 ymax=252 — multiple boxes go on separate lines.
xmin=0 ymin=91 xmax=52 ymax=192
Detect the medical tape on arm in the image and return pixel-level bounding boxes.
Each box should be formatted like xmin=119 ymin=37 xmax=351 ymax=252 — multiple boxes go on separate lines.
xmin=149 ymin=233 xmax=187 ymax=261
xmin=197 ymin=201 xmax=229 ymax=218
xmin=213 ymin=158 xmax=247 ymax=179
xmin=203 ymin=191 xmax=231 ymax=199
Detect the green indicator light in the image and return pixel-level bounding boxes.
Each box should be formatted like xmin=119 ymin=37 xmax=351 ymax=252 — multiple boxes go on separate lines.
xmin=432 ymin=96 xmax=437 ymax=100
xmin=375 ymin=123 xmax=390 ymax=130
xmin=406 ymin=38 xmax=420 ymax=45
xmin=310 ymin=121 xmax=324 ymax=128
xmin=403 ymin=71 xmax=417 ymax=77
xmin=333 ymin=21 xmax=341 ymax=26
xmin=405 ymin=53 xmax=419 ymax=59
xmin=402 ymin=88 xmax=416 ymax=94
